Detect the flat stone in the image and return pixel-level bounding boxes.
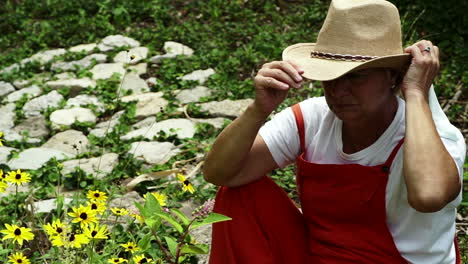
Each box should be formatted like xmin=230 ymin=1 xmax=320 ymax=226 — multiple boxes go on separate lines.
xmin=2 ymin=129 xmax=42 ymax=143
xmin=127 ymin=63 xmax=147 ymax=75
xmin=6 ymin=85 xmax=41 ymax=103
xmin=121 ymin=92 xmax=168 ymax=118
xmin=69 ymin=43 xmax=97 ymax=54
xmin=7 ymin=147 xmax=71 ymax=170
xmin=29 ymin=198 xmax=73 ymax=214
xmin=89 ymin=111 xmax=124 ymax=138
xmin=164 ymin=41 xmax=194 ymax=56
xmin=129 ymin=141 xmax=180 ymax=165
xmin=199 ymin=98 xmax=253 ymax=118
xmin=97 ymin=35 xmax=140 ymax=52
xmin=14 ymin=116 xmax=50 ymax=138
xmin=0 ymin=63 xmax=20 ymax=75
xmin=55 ymin=72 xmax=76 ymax=80
xmin=191 ymin=117 xmax=229 ymax=129
xmin=149 ymin=53 xmax=177 ymax=63
xmin=51 ymin=54 xmax=107 ymax=72
xmin=0 ymin=147 xmax=17 ymax=164
xmin=179 ymin=69 xmax=215 ymax=84
xmin=13 ymin=80 xmax=30 ymax=89
xmin=113 ymin=47 xmax=149 ymax=64
xmin=42 ymin=129 xmax=89 ymax=156
xmin=176 ymin=86 xmax=212 ymax=104
xmin=24 ymin=48 xmax=67 ymax=65
xmin=50 ymin=107 xmax=97 ymax=129
xmin=121 ymin=73 xmax=150 ymax=95
xmin=0 ymin=81 xmax=15 ymax=97
xmin=131 ymin=116 xmax=156 ymax=130
xmin=0 ymin=103 xmax=15 ymax=131
xmin=121 ymin=118 xmax=196 ymax=140
xmin=65 ymin=95 xmax=105 ymax=113
xmin=23 ymin=90 xmax=64 ymax=117
xmin=46 ymin=78 xmax=96 ymax=97
xmin=90 ymin=63 xmax=126 ymax=80
xmin=61 ymin=153 xmax=119 ymax=179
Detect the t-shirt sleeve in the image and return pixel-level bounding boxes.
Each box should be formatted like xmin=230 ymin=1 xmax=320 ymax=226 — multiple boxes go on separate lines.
xmin=441 ymin=136 xmax=466 ymax=208
xmin=258 ymin=97 xmax=328 ymax=169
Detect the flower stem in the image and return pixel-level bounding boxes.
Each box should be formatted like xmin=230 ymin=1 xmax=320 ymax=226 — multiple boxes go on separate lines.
xmin=150 ymin=229 xmax=174 ymax=264
xmin=175 ymin=219 xmax=197 ymax=264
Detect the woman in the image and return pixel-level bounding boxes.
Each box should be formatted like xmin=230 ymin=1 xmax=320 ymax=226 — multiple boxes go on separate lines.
xmin=203 ymin=0 xmax=466 ymax=263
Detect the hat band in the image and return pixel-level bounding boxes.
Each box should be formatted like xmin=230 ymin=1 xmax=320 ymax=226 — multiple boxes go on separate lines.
xmin=310 ymin=51 xmax=379 ymax=62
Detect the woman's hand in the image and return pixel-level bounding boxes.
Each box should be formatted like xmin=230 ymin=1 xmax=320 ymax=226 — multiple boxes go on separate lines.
xmin=401 ymin=40 xmax=440 ymax=100
xmin=253 ymin=60 xmax=304 ymax=116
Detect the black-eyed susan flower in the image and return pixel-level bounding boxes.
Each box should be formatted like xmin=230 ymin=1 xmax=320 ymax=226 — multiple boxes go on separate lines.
xmin=108 ymin=258 xmax=128 ymax=263
xmin=64 ymin=232 xmax=89 ymax=248
xmin=130 ymin=213 xmax=144 ymax=224
xmin=8 ymin=252 xmax=31 ymax=264
xmin=143 ymin=192 xmax=167 ymax=206
xmin=68 ymin=205 xmax=98 ymax=227
xmin=87 ymin=190 xmax=108 ymax=202
xmin=177 ymin=173 xmax=195 ymax=193
xmin=86 ymin=200 xmax=106 ymax=215
xmin=6 ymin=169 xmax=31 ymax=186
xmin=43 ymin=219 xmax=67 ymax=237
xmin=121 ymin=241 xmax=140 ymax=253
xmin=0 ymin=132 xmax=4 ymax=146
xmin=111 ymin=207 xmax=129 ymax=216
xmin=83 ymin=223 xmax=109 ymax=240
xmin=133 ymin=255 xmax=153 ymax=264
xmin=1 ymin=224 xmax=35 ymax=246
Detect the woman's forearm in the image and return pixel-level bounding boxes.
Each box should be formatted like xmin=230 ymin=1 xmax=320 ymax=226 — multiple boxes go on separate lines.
xmin=403 ymin=91 xmax=460 ymax=213
xmin=203 ymin=103 xmax=269 ymax=185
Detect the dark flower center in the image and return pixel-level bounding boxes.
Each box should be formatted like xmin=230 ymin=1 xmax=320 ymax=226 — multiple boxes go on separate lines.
xmin=91 ymin=230 xmax=97 ymax=237
xmin=56 ymin=227 xmax=63 ymax=233
xmin=94 ymin=193 xmax=100 ymax=198
xmin=14 ymin=228 xmax=21 ymax=236
xmin=70 ymin=234 xmax=75 ymax=241
xmin=183 ymin=180 xmax=190 ymax=186
xmin=141 ymin=259 xmax=148 ymax=263
xmin=15 ymin=174 xmax=21 ymax=180
xmin=91 ymin=204 xmax=98 ymax=210
xmin=116 ymin=210 xmax=121 ymax=214
xmin=80 ymin=212 xmax=88 ymax=220
xmin=17 ymin=260 xmax=23 ymax=263
xmin=113 ymin=260 xmax=119 ymax=263
xmin=128 ymin=246 xmax=133 ymax=249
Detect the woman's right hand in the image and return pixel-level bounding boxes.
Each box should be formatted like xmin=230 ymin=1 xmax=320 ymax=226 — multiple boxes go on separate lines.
xmin=253 ymin=60 xmax=304 ymax=116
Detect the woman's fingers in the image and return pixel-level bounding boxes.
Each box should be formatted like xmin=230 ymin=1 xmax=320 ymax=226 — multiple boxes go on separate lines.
xmin=255 ymin=75 xmax=290 ymax=90
xmin=258 ymin=61 xmax=303 ymax=89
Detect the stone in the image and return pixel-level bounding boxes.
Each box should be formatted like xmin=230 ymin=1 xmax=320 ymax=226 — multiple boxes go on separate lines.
xmin=191 ymin=117 xmax=229 ymax=129
xmin=90 ymin=63 xmax=126 ymax=80
xmin=14 ymin=116 xmax=50 ymax=138
xmin=131 ymin=116 xmax=156 ymax=130
xmin=7 ymin=147 xmax=71 ymax=170
xmin=129 ymin=141 xmax=180 ymax=164
xmin=69 ymin=43 xmax=97 ymax=54
xmin=29 ymin=198 xmax=73 ymax=214
xmin=164 ymin=41 xmax=194 ymax=56
xmin=113 ymin=47 xmax=149 ymax=64
xmin=2 ymin=129 xmax=42 ymax=143
xmin=61 ymin=153 xmax=119 ymax=179
xmin=6 ymin=85 xmax=41 ymax=103
xmin=176 ymin=86 xmax=212 ymax=104
xmin=49 ymin=107 xmax=97 ymax=129
xmin=13 ymin=80 xmax=30 ymax=89
xmin=0 ymin=63 xmax=20 ymax=75
xmin=0 ymin=103 xmax=15 ymax=131
xmin=145 ymin=77 xmax=158 ymax=87
xmin=55 ymin=72 xmax=76 ymax=80
xmin=120 ymin=92 xmax=168 ymax=118
xmin=89 ymin=111 xmax=124 ymax=138
xmin=0 ymin=147 xmax=17 ymax=164
xmin=0 ymin=81 xmax=15 ymax=97
xmin=149 ymin=53 xmax=177 ymax=63
xmin=65 ymin=95 xmax=105 ymax=113
xmin=199 ymin=98 xmax=253 ymax=118
xmin=24 ymin=48 xmax=67 ymax=65
xmin=127 ymin=63 xmax=148 ymax=76
xmin=23 ymin=90 xmax=64 ymax=117
xmin=42 ymin=130 xmax=89 ymax=156
xmin=179 ymin=68 xmax=215 ymax=84
xmin=97 ymin=35 xmax=140 ymax=52
xmin=46 ymin=78 xmax=96 ymax=97
xmin=121 ymin=118 xmax=196 ymax=140
xmin=121 ymin=73 xmax=150 ymax=95
xmin=51 ymin=54 xmax=107 ymax=72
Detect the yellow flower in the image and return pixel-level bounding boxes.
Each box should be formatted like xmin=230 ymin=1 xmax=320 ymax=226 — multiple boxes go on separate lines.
xmin=111 ymin=207 xmax=129 ymax=216
xmin=68 ymin=205 xmax=98 ymax=227
xmin=0 ymin=169 xmax=6 ymax=181
xmin=0 ymin=132 xmax=4 ymax=146
xmin=177 ymin=173 xmax=195 ymax=193
xmin=8 ymin=252 xmax=31 ymax=264
xmin=6 ymin=169 xmax=31 ymax=185
xmin=121 ymin=241 xmax=139 ymax=253
xmin=87 ymin=190 xmax=108 ymax=202
xmin=108 ymin=258 xmax=128 ymax=263
xmin=133 ymin=255 xmax=153 ymax=264
xmin=1 ymin=224 xmax=35 ymax=246
xmin=64 ymin=232 xmax=89 ymax=248
xmin=130 ymin=213 xmax=144 ymax=224
xmin=50 ymin=234 xmax=65 ymax=247
xmin=86 ymin=200 xmax=107 ymax=215
xmin=0 ymin=180 xmax=7 ymax=193
xmin=143 ymin=192 xmax=167 ymax=206
xmin=83 ymin=223 xmax=109 ymax=240
xmin=43 ymin=219 xmax=67 ymax=237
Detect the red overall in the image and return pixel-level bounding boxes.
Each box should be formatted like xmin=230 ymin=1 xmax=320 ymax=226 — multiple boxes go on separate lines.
xmin=209 ymin=103 xmax=461 ymax=263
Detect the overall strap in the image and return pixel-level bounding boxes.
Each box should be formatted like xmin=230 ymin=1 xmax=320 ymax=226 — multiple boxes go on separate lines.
xmin=292 ymin=103 xmax=306 ymax=154
xmin=384 ymin=138 xmax=405 ymax=167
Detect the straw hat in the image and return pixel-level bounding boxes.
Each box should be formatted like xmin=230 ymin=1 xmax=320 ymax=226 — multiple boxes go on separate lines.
xmin=282 ymin=0 xmax=412 ymax=81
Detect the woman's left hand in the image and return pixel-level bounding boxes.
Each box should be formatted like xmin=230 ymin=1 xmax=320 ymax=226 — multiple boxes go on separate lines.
xmin=401 ymin=40 xmax=440 ymax=100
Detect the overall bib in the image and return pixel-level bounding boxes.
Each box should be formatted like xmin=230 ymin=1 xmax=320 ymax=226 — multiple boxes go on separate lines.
xmin=209 ymin=103 xmax=461 ymax=263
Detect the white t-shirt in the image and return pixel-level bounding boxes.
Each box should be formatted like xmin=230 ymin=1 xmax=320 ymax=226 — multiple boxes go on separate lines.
xmin=259 ymin=96 xmax=465 ymax=264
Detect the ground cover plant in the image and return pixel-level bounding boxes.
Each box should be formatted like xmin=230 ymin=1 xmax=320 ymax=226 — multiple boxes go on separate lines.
xmin=0 ymin=0 xmax=467 ymax=263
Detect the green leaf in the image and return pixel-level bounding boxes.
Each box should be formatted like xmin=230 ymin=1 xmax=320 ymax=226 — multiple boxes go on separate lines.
xmin=164 ymin=236 xmax=178 ymax=256
xmin=190 ymin=213 xmax=232 ymax=230
xmin=145 ymin=192 xmax=162 ymax=214
xmin=180 ymin=244 xmax=209 ymax=254
xmin=170 ymin=208 xmax=190 ymax=226
xmin=134 ymin=202 xmax=147 ymax=217
xmin=138 ymin=233 xmax=153 ymax=251
xmin=155 ymin=212 xmax=183 ymax=233
xmin=135 ymin=201 xmax=161 ymax=230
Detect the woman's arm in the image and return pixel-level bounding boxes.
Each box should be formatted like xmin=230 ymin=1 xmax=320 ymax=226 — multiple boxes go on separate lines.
xmin=402 ymin=40 xmax=461 ymax=213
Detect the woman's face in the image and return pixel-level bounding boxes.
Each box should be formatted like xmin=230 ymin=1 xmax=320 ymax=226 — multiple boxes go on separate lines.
xmin=322 ymin=68 xmax=396 ymax=123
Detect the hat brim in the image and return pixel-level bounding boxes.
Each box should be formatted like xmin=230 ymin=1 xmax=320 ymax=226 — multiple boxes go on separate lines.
xmin=282 ymin=43 xmax=412 ymax=81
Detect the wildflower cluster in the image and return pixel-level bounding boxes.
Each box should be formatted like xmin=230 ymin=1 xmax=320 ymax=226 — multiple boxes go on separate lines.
xmin=192 ymin=198 xmax=215 ymax=218
xmin=0 ymin=169 xmax=31 ymax=193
